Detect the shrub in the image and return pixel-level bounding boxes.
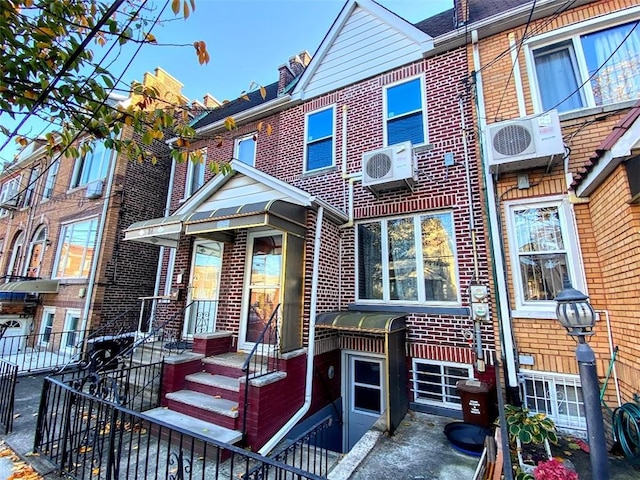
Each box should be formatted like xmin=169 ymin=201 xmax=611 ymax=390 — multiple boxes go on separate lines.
xmin=533 ymin=459 xmax=579 ymax=480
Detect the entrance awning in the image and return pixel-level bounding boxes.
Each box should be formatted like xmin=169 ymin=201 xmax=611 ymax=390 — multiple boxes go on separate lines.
xmin=316 ymin=311 xmax=406 ymax=334
xmin=185 ymin=200 xmax=307 ymax=238
xmin=0 ymin=279 xmax=59 ymax=293
xmin=123 ymin=213 xmax=190 ymax=248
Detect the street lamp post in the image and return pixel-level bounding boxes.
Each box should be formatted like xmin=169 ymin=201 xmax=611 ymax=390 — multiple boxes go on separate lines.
xmin=555 ymin=281 xmax=609 ymax=480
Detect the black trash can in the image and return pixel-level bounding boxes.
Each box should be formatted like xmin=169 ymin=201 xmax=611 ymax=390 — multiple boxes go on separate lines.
xmin=456 ymin=379 xmax=496 ymax=428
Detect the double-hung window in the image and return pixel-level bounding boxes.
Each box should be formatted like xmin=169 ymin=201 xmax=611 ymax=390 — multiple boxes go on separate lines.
xmin=304 ymin=106 xmax=334 ymax=172
xmin=384 ymin=76 xmax=426 ymax=146
xmin=357 ymin=212 xmax=459 ymax=304
xmin=530 ymin=18 xmax=640 ymax=113
xmin=43 ymin=160 xmax=59 ymax=200
xmin=184 ymin=151 xmax=205 ymax=198
xmin=506 ymin=198 xmax=584 ymax=315
xmin=71 ymin=141 xmax=111 ymax=188
xmin=22 ymin=166 xmax=40 ymax=207
xmin=54 ymin=218 xmax=98 ymax=279
xmin=0 ymin=177 xmax=21 ymax=215
xmin=234 ymin=134 xmax=256 ymax=166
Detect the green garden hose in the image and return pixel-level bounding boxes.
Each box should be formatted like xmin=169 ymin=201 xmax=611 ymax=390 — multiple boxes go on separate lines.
xmin=612 ymin=402 xmax=640 ymax=460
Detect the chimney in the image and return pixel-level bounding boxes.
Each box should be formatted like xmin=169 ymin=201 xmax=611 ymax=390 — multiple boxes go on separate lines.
xmin=278 ymin=63 xmax=295 ymax=95
xmin=202 ymin=93 xmax=221 ymax=108
xmin=288 ymin=50 xmax=312 ymax=77
xmin=454 ymin=0 xmax=469 ymax=27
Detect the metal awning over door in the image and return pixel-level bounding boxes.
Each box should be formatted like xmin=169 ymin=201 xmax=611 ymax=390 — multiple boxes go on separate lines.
xmin=123 ymin=213 xmax=191 ymax=248
xmin=0 ymin=279 xmax=59 ymax=293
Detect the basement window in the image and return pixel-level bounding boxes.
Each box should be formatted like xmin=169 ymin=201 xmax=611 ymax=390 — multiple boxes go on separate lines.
xmin=412 ymin=359 xmax=473 ymax=409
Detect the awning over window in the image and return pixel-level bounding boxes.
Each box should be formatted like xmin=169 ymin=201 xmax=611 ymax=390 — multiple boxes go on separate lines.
xmin=316 ymin=311 xmax=406 ymax=334
xmin=0 ymin=279 xmax=59 ymax=293
xmin=185 ymin=200 xmax=307 ymax=238
xmin=123 ymin=213 xmax=190 ymax=248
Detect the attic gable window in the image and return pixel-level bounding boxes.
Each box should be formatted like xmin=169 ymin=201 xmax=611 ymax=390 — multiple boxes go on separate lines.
xmin=384 ymin=76 xmax=426 ymax=146
xmin=304 ymin=106 xmax=335 ymax=172
xmin=531 ymin=20 xmax=640 ymax=113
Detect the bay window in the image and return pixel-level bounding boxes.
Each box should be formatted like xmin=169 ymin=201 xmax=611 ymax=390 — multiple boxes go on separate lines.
xmin=357 ymin=212 xmax=459 ymax=304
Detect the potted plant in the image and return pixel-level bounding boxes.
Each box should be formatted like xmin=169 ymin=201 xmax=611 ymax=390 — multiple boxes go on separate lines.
xmin=504 ymin=404 xmax=558 ymax=475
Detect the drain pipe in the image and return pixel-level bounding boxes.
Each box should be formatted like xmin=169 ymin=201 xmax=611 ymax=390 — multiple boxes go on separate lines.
xmin=258 ymin=205 xmax=324 ymax=455
xmin=153 ymin=158 xmax=178 ymax=299
xmin=472 ymin=29 xmax=520 ymax=401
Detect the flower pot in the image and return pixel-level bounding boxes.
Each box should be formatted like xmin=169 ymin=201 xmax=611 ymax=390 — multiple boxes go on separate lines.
xmin=516 ymin=437 xmax=552 ymax=474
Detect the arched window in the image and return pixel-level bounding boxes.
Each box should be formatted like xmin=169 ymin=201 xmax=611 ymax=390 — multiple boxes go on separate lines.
xmin=25 ymin=225 xmax=47 ymax=278
xmin=6 ymin=231 xmax=24 ymax=280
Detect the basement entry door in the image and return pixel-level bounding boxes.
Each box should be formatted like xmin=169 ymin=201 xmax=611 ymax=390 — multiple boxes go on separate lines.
xmin=344 ymin=353 xmax=386 ymax=450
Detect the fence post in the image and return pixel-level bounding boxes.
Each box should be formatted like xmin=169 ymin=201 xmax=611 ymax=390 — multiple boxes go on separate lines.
xmin=105 ymin=404 xmax=120 ymax=480
xmin=33 ymin=377 xmax=51 ymax=449
xmin=59 ymin=389 xmax=76 ymax=473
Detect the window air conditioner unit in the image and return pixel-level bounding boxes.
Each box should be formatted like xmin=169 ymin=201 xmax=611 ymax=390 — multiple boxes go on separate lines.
xmin=362 ymin=141 xmax=417 ymax=195
xmin=486 ymin=110 xmax=565 ymax=173
xmin=85 ymin=179 xmax=104 ymax=199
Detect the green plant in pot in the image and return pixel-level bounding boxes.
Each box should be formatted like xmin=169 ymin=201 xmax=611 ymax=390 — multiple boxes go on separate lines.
xmin=504 ymin=404 xmax=558 ymax=478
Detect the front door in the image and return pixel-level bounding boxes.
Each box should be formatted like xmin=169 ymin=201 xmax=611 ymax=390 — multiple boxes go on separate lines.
xmin=239 ymin=231 xmax=282 ymax=351
xmin=344 ymin=353 xmax=386 ymax=451
xmin=183 ymin=240 xmax=223 ymax=338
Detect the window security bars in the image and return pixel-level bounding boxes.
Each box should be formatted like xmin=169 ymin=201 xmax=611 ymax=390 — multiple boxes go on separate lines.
xmin=0 ymin=358 xmax=18 ymax=434
xmin=411 ymin=359 xmax=473 ymax=409
xmin=35 ymin=376 xmax=326 ymax=480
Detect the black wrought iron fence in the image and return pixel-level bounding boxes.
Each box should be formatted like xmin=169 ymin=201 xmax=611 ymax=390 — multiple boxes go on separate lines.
xmin=0 ymin=358 xmax=18 ymax=434
xmin=35 ymin=376 xmax=326 ymax=480
xmin=0 ymin=328 xmax=90 ymax=374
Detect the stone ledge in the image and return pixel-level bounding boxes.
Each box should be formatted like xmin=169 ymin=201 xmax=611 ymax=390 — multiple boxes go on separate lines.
xmin=193 ymin=331 xmax=233 ymax=340
xmin=163 ymin=352 xmax=205 ymax=365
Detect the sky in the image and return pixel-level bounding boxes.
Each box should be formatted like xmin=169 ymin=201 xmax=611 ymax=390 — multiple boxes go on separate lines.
xmin=0 ymin=0 xmax=453 ymax=163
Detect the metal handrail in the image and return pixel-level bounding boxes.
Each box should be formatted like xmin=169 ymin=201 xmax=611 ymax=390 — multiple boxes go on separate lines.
xmin=241 ymin=304 xmax=281 ymax=445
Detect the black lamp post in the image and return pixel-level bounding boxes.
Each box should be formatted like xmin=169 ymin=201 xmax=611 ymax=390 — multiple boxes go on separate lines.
xmin=555 ymin=281 xmax=609 ymax=480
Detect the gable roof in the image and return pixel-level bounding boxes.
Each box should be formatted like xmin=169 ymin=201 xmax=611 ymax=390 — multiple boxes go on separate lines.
xmin=292 ymin=0 xmax=433 ymax=100
xmin=574 ymin=102 xmax=640 ymax=197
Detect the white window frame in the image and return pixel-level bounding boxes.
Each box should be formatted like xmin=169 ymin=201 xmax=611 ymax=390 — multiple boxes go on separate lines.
xmin=22 ymin=166 xmax=40 ymax=208
xmin=234 ymin=133 xmax=257 ymax=166
xmin=183 ymin=150 xmax=206 ymax=199
xmin=61 ymin=308 xmax=81 ymax=355
xmin=53 ymin=217 xmax=99 ymax=280
xmin=42 ymin=159 xmax=59 ymax=200
xmin=23 ymin=225 xmax=47 ymax=278
xmin=355 ymin=211 xmax=461 ymax=306
xmin=39 ymin=307 xmax=56 ymax=347
xmin=163 ymin=248 xmax=177 ymax=297
xmin=0 ymin=176 xmax=22 ymax=216
xmin=303 ymin=105 xmax=336 ymax=173
xmin=520 ymin=370 xmax=586 ymax=431
xmin=412 ymin=359 xmax=473 ymax=410
xmin=504 ymin=196 xmax=586 ymax=319
xmin=6 ymin=231 xmax=24 ymax=278
xmin=383 ymin=75 xmax=428 ymax=147
xmin=70 ymin=141 xmax=112 ymax=189
xmin=525 ymin=6 xmax=640 ymax=114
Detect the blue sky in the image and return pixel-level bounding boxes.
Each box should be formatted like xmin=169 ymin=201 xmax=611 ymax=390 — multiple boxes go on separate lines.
xmin=0 ymin=0 xmax=452 ymax=163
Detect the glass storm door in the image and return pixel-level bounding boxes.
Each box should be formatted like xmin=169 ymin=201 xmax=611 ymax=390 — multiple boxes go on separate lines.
xmin=239 ymin=232 xmax=282 ymax=350
xmin=344 ymin=354 xmax=386 ymax=451
xmin=183 ymin=240 xmax=223 ymax=338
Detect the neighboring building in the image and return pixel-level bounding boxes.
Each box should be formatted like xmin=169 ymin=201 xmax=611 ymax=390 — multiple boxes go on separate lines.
xmin=124 ymin=0 xmax=497 ymax=454
xmin=0 ymin=68 xmax=188 ymax=370
xmin=472 ymin=0 xmax=639 ymax=434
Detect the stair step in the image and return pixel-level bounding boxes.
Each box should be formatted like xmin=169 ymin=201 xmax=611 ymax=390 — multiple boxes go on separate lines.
xmin=166 ymin=390 xmax=239 ymax=418
xmin=142 ymin=408 xmax=242 ymax=444
xmin=186 ymin=372 xmax=240 ymax=392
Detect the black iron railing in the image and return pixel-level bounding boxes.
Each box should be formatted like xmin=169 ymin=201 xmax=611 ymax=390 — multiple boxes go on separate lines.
xmin=35 ymin=376 xmax=326 ymax=480
xmin=0 ymin=358 xmax=18 ymax=434
xmin=0 ymin=328 xmax=90 ymax=374
xmin=241 ymin=304 xmax=281 ymax=445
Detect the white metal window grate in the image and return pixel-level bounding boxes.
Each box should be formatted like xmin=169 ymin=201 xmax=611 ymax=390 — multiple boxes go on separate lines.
xmin=521 ymin=370 xmax=586 ymax=431
xmin=412 ymin=359 xmax=473 ymax=409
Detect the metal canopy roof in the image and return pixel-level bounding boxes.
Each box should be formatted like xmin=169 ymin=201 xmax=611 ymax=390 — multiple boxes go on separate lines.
xmin=0 ymin=279 xmax=59 ymax=293
xmin=123 ymin=213 xmax=190 ymax=248
xmin=315 ymin=311 xmax=407 ymax=334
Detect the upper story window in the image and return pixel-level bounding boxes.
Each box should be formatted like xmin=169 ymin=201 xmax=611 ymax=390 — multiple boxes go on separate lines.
xmin=25 ymin=225 xmax=46 ymax=278
xmin=43 ymin=160 xmax=59 ymax=200
xmin=505 ymin=198 xmax=584 ymax=316
xmin=54 ymin=218 xmax=98 ymax=279
xmin=0 ymin=176 xmax=21 ymax=215
xmin=184 ymin=153 xmax=205 ymax=199
xmin=22 ymin=166 xmax=40 ymax=208
xmin=530 ymin=19 xmax=640 ymax=113
xmin=356 ymin=212 xmax=459 ymax=304
xmin=71 ymin=141 xmax=111 ymax=188
xmin=6 ymin=231 xmax=24 ymax=279
xmin=304 ymin=106 xmax=335 ymax=172
xmin=235 ymin=134 xmax=256 ymax=166
xmin=384 ymin=76 xmax=426 ymax=146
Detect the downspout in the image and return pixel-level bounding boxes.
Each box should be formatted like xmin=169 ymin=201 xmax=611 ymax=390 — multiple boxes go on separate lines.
xmin=472 ymin=30 xmax=520 ymax=402
xmin=258 ymin=205 xmax=324 ymax=455
xmin=153 ymin=157 xmax=177 ymax=298
xmin=78 ymin=145 xmax=118 ymax=335
xmin=459 ymin=95 xmax=484 ymax=372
